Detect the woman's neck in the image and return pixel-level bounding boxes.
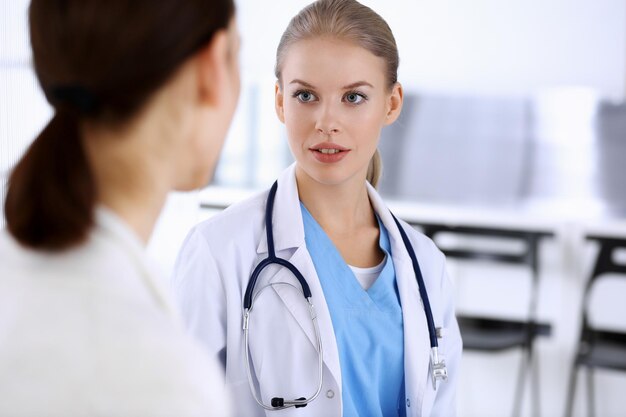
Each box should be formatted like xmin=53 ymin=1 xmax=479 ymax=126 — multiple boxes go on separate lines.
xmin=96 ymin=171 xmax=168 ymax=245
xmin=295 ymin=165 xmax=377 ymax=236
xmin=82 ymin=118 xmax=172 ymax=245
xmin=296 ymin=165 xmax=384 ymax=268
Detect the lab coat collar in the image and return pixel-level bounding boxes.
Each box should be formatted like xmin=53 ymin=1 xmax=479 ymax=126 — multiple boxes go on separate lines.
xmin=253 ymin=164 xmax=342 ymax=396
xmin=366 ymin=182 xmax=403 ymax=252
xmin=256 ymin=163 xmax=305 ymax=254
xmin=95 ymin=206 xmax=180 ymax=319
xmin=366 ymin=183 xmax=431 ymax=415
xmin=95 ymin=206 xmax=146 ymax=254
xmin=365 ymin=181 xmax=416 ymax=274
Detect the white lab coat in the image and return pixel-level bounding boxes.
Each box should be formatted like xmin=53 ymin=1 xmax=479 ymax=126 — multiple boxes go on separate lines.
xmin=0 ymin=208 xmax=231 ymax=417
xmin=172 ymin=164 xmax=462 ymax=417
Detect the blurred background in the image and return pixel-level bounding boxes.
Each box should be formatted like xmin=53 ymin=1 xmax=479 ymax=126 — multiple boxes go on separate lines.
xmin=2 ymin=0 xmax=626 ymax=416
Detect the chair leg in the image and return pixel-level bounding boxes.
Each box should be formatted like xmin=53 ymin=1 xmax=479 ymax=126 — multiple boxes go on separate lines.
xmin=586 ymin=368 xmax=595 ymax=417
xmin=531 ymin=345 xmax=540 ymax=417
xmin=512 ymin=347 xmax=530 ymax=417
xmin=563 ymin=363 xmax=579 ymax=417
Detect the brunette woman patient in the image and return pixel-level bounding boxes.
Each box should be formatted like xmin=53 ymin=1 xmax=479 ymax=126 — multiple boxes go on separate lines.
xmin=172 ymin=1 xmax=462 ymax=416
xmin=0 ymin=1 xmax=240 ymax=416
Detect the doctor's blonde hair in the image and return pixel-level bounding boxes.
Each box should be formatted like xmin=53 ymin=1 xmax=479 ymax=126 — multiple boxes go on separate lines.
xmin=275 ymin=0 xmax=399 ymax=188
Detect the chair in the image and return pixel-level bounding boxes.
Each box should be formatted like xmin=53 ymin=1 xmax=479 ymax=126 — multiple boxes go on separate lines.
xmin=564 ymin=235 xmax=626 ymax=417
xmin=415 ymin=222 xmax=552 ymax=417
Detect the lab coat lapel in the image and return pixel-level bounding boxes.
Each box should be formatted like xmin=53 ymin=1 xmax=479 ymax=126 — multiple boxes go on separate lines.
xmin=268 ymin=248 xmax=342 ymax=391
xmin=368 ymin=184 xmax=430 ymax=416
xmin=255 ymin=164 xmax=343 ymax=391
xmin=256 ymin=164 xmax=302 ymax=255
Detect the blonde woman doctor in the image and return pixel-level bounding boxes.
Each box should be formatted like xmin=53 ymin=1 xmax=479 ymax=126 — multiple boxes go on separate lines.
xmin=172 ymin=1 xmax=462 ymax=416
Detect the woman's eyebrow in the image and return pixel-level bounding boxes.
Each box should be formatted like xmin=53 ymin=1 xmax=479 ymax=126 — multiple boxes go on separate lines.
xmin=288 ymin=80 xmax=374 ymax=90
xmin=289 ymin=79 xmax=316 ymax=89
xmin=342 ymin=81 xmax=374 ymax=89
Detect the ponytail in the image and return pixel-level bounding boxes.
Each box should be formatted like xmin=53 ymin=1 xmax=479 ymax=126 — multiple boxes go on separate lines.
xmin=8 ymin=0 xmax=235 ymax=251
xmin=366 ymin=149 xmax=383 ymax=189
xmin=4 ymin=111 xmax=96 ymax=251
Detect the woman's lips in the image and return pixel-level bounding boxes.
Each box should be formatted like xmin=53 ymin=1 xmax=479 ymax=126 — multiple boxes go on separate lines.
xmin=310 ymin=147 xmax=350 ymax=163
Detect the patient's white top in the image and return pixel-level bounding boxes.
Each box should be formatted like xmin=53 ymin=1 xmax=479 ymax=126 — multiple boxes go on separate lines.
xmin=0 ymin=208 xmax=230 ymax=417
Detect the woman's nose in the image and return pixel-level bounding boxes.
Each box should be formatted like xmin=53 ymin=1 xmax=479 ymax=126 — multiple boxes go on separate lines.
xmin=315 ymin=103 xmax=340 ymax=135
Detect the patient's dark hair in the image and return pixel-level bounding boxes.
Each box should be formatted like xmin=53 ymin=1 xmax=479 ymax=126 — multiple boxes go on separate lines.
xmin=5 ymin=0 xmax=235 ymax=251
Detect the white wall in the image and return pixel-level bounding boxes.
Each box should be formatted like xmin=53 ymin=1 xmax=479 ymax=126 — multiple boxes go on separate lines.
xmin=237 ymin=0 xmax=626 ymax=98
xmin=4 ymin=0 xmax=626 ymax=216
xmin=0 ymin=0 xmax=49 ymax=228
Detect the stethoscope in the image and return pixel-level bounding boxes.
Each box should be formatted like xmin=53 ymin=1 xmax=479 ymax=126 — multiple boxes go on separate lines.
xmin=242 ymin=181 xmax=448 ymax=411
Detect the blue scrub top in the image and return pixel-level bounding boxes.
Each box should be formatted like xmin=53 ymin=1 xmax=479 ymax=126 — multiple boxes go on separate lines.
xmin=301 ymin=204 xmax=406 ymax=417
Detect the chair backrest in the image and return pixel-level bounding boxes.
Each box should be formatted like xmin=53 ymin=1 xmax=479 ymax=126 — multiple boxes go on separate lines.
xmin=581 ymin=235 xmax=626 ymax=333
xmin=413 ymin=221 xmax=552 ymax=319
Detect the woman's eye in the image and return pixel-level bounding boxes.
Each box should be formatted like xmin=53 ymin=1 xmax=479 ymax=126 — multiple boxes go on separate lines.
xmin=295 ymin=91 xmax=316 ymax=103
xmin=344 ymin=92 xmax=366 ymax=104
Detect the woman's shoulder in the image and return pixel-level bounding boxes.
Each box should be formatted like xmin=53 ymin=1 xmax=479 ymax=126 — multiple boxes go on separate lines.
xmin=0 ymin=229 xmax=91 ymax=283
xmin=0 ymin=230 xmax=21 ymax=266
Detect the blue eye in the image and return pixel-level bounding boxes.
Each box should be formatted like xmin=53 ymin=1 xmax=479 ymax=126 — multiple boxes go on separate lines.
xmin=294 ymin=90 xmax=317 ymax=103
xmin=344 ymin=92 xmax=366 ymax=104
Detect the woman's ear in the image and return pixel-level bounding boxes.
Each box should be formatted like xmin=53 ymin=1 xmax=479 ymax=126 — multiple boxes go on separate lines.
xmin=384 ymin=82 xmax=404 ymax=126
xmin=196 ymin=29 xmax=232 ymax=107
xmin=275 ymin=82 xmax=285 ymax=123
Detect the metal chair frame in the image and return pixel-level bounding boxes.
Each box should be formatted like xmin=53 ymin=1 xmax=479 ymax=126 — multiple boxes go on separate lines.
xmin=414 ymin=222 xmax=552 ymax=417
xmin=564 ymin=235 xmax=626 ymax=417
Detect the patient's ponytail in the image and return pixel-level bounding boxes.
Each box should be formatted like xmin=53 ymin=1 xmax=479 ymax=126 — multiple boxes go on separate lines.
xmin=5 ymin=111 xmax=95 ymax=250
xmin=4 ymin=0 xmax=234 ymax=251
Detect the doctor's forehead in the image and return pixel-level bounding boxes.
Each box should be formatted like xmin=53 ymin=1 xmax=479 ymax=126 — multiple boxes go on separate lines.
xmin=281 ymin=37 xmax=387 ymax=90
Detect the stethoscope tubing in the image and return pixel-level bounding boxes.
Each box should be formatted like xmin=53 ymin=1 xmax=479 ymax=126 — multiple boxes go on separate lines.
xmin=244 ymin=284 xmax=324 ymax=410
xmin=242 ymin=180 xmax=445 ymax=410
xmin=391 ymin=214 xmax=439 ymax=349
xmin=243 ymin=182 xmax=312 ymax=310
